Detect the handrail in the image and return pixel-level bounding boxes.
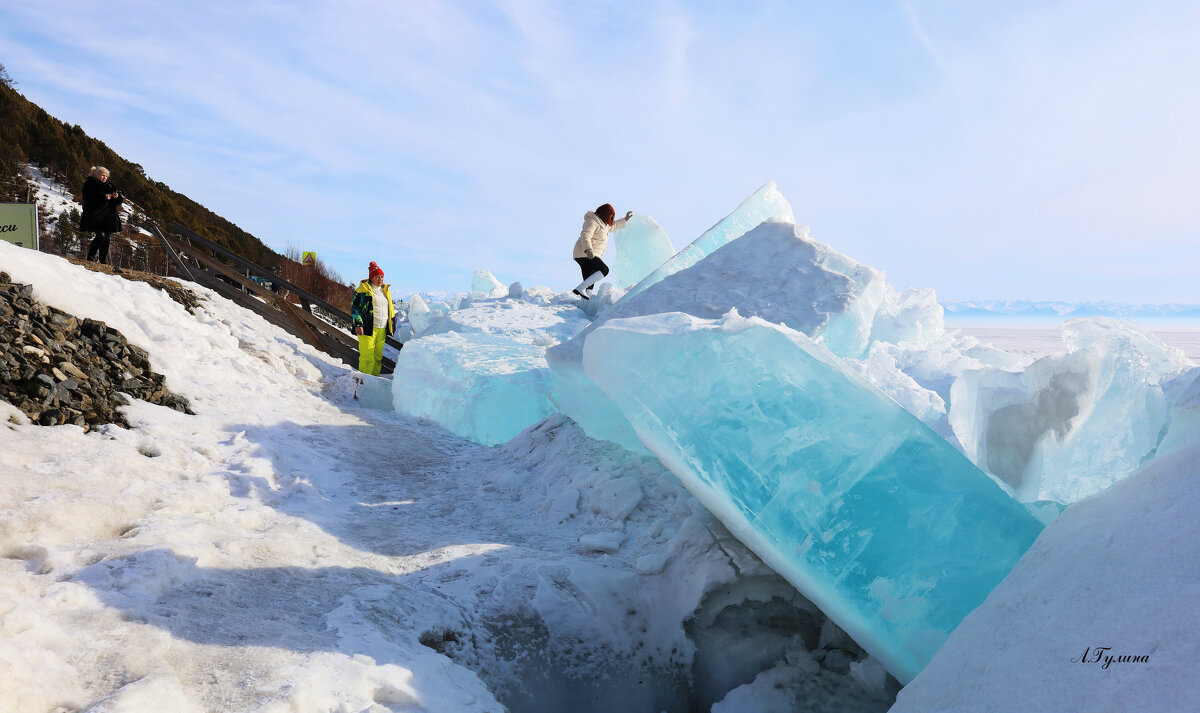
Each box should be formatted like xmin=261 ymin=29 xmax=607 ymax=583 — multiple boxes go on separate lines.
xmin=166 ymin=222 xmax=404 ymax=351
xmin=158 ymin=231 xmax=330 ymax=354
xmin=148 ymin=224 xmax=197 ymax=282
xmin=148 ymin=222 xmax=398 ymax=372
xmin=167 ymin=222 xmax=350 ymax=319
xmin=159 ymin=231 xmax=375 ymax=357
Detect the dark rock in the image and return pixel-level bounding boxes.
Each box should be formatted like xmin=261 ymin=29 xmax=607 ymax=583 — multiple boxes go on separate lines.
xmin=0 ymin=275 xmax=194 ymax=431
xmin=81 ymin=319 xmax=107 ymax=338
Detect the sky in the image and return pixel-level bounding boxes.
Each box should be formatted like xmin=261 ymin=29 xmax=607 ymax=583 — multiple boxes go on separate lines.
xmin=2 ymin=0 xmax=1199 ymax=303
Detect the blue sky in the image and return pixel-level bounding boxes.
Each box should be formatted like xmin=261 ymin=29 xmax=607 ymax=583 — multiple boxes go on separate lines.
xmin=2 ymin=1 xmax=1198 ymax=303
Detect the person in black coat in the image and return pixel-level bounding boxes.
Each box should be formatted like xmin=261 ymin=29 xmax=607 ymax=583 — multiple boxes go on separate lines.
xmin=79 ymin=166 xmax=123 ymax=264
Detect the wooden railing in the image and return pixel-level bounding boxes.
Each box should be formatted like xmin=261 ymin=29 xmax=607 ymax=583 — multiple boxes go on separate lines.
xmin=150 ymin=223 xmax=401 ymax=373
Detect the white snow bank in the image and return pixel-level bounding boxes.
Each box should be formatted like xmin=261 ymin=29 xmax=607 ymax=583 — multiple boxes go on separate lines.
xmin=890 ymin=431 xmax=1200 ymax=713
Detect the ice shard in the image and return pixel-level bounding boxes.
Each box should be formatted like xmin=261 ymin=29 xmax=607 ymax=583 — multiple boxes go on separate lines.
xmin=393 ymin=331 xmax=556 ymax=446
xmin=606 ymin=214 xmax=677 ymax=290
xmin=407 ymin=293 xmax=434 ymax=336
xmin=471 ymin=269 xmax=507 ymax=298
xmin=582 ymin=310 xmax=1044 ymax=683
xmin=393 ymin=299 xmax=589 ymax=446
xmin=617 ymin=181 xmax=795 ymax=305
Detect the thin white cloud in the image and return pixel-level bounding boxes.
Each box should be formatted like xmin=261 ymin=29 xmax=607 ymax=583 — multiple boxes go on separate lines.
xmin=897 ymin=0 xmax=948 ymax=73
xmin=4 ymin=1 xmax=1199 ymax=301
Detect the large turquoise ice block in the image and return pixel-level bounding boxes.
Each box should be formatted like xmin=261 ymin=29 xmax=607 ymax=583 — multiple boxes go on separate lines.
xmin=583 ymin=311 xmax=1044 ymax=683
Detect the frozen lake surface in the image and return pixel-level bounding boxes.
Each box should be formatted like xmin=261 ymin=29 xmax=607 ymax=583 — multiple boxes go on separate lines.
xmin=951 ymin=322 xmax=1200 ymax=362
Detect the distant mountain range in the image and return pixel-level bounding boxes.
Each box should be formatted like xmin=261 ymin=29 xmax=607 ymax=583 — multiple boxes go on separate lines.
xmin=941 ymin=300 xmax=1200 ymax=321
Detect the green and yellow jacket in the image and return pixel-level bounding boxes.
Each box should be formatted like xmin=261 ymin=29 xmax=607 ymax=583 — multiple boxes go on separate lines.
xmin=351 ymin=280 xmax=396 ymax=335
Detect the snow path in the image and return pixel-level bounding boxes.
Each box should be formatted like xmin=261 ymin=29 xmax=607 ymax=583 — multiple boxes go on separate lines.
xmin=2 ymin=245 xmax=786 ymax=713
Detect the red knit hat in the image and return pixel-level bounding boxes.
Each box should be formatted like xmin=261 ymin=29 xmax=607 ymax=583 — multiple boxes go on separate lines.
xmin=368 ymin=261 xmax=384 ymax=280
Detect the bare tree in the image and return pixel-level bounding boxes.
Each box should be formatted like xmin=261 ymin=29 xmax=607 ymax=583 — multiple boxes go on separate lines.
xmin=278 ymin=244 xmax=351 ymax=311
xmin=0 ymin=62 xmax=15 ymax=89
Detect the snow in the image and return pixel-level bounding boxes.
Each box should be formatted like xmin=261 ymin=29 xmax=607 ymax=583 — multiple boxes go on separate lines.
xmin=890 ymin=433 xmax=1200 ymax=713
xmin=0 ymin=241 xmax=889 ymax=712
xmin=24 ymin=165 xmax=81 ymax=226
xmin=4 ymin=171 xmax=1200 ymax=712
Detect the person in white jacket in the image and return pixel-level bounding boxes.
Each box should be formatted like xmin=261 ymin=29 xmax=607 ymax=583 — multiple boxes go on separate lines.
xmin=571 ymin=203 xmax=632 ymax=299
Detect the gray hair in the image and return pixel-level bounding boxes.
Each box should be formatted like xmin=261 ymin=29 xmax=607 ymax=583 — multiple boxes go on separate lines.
xmin=89 ymin=166 xmax=110 ymax=178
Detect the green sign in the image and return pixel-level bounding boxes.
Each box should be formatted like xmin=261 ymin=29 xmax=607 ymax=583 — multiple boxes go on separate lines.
xmin=0 ymin=203 xmax=38 ymax=250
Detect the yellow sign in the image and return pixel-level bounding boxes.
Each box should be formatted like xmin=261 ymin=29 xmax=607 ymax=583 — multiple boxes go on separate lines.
xmin=0 ymin=203 xmax=39 ymax=250
xmin=301 ymin=251 xmax=316 ymax=266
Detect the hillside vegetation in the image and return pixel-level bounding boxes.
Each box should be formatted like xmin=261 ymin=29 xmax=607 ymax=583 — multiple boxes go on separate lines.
xmin=0 ymin=63 xmax=350 ymax=310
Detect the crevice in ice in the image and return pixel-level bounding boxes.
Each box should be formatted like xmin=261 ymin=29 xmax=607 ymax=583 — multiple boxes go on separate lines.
xmin=1139 ymin=417 xmax=1172 ymax=467
xmin=440 ymin=608 xmax=693 ymax=713
xmin=685 ymin=577 xmax=899 ymax=712
xmin=702 ymin=521 xmax=745 ymax=578
xmin=423 ymin=575 xmax=897 ymax=713
xmin=418 ymin=626 xmax=464 ymax=655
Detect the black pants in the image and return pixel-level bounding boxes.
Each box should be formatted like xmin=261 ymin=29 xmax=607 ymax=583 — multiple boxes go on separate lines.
xmin=87 ymin=232 xmax=112 ymax=264
xmin=574 ymin=256 xmax=609 ymax=285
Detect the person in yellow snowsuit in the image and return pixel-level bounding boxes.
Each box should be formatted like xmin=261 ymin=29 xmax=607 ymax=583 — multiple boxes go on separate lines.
xmin=351 ymin=261 xmax=396 ymax=376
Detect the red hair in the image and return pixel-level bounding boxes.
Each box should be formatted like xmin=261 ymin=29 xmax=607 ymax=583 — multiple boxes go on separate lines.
xmin=595 ymin=203 xmax=615 ymax=226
